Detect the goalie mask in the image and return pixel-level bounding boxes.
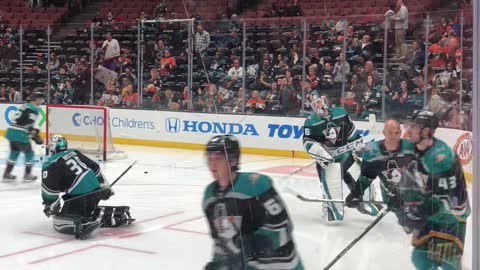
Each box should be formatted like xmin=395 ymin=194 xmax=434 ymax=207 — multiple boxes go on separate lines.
xmin=311 ymin=96 xmax=330 ymax=118
xmin=48 ymin=135 xmax=68 ymax=155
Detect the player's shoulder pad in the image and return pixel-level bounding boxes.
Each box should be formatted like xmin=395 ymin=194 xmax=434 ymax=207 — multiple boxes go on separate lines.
xmin=331 ymin=107 xmax=348 ymax=118
xmin=399 ymin=139 xmax=416 ymax=155
xmin=235 ymin=172 xmax=273 ymax=197
xmin=361 ymin=140 xmax=381 ymax=161
xmin=25 ymin=103 xmax=39 ymax=113
xmin=423 ymin=138 xmax=455 ymax=174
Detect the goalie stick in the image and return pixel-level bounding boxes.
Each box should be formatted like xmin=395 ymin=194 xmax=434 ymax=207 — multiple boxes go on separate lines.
xmin=294 ymin=194 xmax=384 ymax=205
xmin=323 ymin=209 xmax=390 ymax=270
xmin=61 ymin=160 xmax=137 ymax=204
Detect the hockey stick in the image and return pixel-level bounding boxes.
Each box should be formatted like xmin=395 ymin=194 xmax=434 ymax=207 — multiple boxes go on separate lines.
xmin=295 ymin=194 xmax=384 ymax=205
xmin=322 ymin=209 xmax=390 ymax=270
xmin=62 ymin=161 xmax=137 ymax=204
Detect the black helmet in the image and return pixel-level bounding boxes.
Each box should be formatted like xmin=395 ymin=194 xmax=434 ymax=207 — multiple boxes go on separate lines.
xmin=206 ymin=135 xmax=240 ymax=163
xmin=31 ymin=91 xmax=46 ymax=100
xmin=407 ymin=110 xmax=439 ymax=130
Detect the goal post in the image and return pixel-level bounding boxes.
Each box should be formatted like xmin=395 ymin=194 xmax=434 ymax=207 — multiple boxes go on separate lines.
xmin=45 ymin=104 xmax=127 ymax=161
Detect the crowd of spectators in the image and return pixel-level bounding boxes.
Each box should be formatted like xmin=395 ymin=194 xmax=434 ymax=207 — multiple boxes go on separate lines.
xmin=0 ymin=0 xmax=472 ymax=130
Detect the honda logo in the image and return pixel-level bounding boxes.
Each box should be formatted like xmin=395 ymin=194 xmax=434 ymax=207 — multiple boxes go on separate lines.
xmin=165 ymin=118 xmax=181 ymax=133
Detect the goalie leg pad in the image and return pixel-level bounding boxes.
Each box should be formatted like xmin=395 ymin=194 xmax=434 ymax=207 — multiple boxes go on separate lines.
xmin=316 ymin=163 xmax=344 ymax=222
xmin=52 ymin=214 xmax=102 ymax=240
xmin=97 ymin=206 xmax=135 ymax=228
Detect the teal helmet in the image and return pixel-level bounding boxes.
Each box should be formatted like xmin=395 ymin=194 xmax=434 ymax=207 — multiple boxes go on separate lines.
xmin=48 ymin=135 xmax=68 ymax=155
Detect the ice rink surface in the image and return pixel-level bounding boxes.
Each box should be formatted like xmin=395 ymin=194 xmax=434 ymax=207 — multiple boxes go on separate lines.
xmin=0 ymin=140 xmax=473 ymax=270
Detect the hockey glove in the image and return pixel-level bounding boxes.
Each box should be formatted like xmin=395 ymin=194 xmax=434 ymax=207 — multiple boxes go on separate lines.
xmin=315 ymin=156 xmax=333 ymax=169
xmin=395 ymin=204 xmax=425 ymax=230
xmin=43 ymin=201 xmax=61 ymax=217
xmin=99 ymin=182 xmax=115 ymax=200
xmin=30 ymin=128 xmax=44 ymax=145
xmin=345 ymin=191 xmax=362 ymax=208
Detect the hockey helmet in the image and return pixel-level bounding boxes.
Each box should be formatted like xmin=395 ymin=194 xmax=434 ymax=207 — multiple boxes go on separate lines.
xmin=311 ymin=95 xmax=330 ymax=117
xmin=406 ymin=110 xmax=439 ymax=130
xmin=31 ymin=91 xmax=46 ymax=100
xmin=48 ymin=135 xmax=68 ymax=155
xmin=206 ymin=135 xmax=240 ymax=164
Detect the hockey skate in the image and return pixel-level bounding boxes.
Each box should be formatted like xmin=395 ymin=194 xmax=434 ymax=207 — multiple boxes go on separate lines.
xmin=2 ymin=173 xmax=16 ymax=182
xmin=23 ymin=174 xmax=38 ymax=182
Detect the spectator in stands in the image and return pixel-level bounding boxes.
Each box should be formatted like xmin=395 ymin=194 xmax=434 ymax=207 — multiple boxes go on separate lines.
xmin=122 ymin=84 xmax=139 ymax=109
xmin=356 ymin=35 xmax=375 ymax=60
xmin=117 ymin=68 xmax=137 ymax=87
xmin=360 ymin=60 xmax=382 ymax=84
xmin=260 ymin=58 xmax=274 ymax=80
xmin=307 ymin=66 xmax=320 ymax=91
xmin=153 ymin=40 xmax=168 ymax=59
xmin=246 ymin=90 xmax=266 ymax=114
xmin=159 ymin=50 xmax=176 ymax=76
xmin=63 ymin=80 xmax=75 ymax=105
xmin=437 ymin=62 xmax=458 ymax=86
xmin=289 ymin=46 xmax=300 ymax=66
xmin=428 ymin=43 xmax=447 ymax=70
xmin=265 ymin=82 xmax=281 ymax=110
xmin=102 ymin=33 xmax=120 ymax=71
xmin=117 ymin=54 xmax=133 ymax=73
xmin=333 ymin=52 xmax=350 ymax=83
xmin=0 ymin=85 xmax=7 ymax=103
xmin=407 ymin=40 xmax=425 ymax=70
xmin=347 ymin=73 xmax=364 ymax=94
xmin=73 ymin=61 xmax=90 ymax=104
xmin=258 ymin=70 xmax=274 ymax=94
xmin=209 ymin=51 xmax=227 ymax=81
xmin=342 ymin=91 xmax=361 ymax=117
xmin=45 ymin=52 xmax=59 ymax=71
xmin=390 ymin=0 xmax=408 ymax=60
xmin=8 ymin=87 xmax=21 ymax=104
xmin=92 ymin=12 xmax=103 ymax=28
xmin=104 ymin=11 xmax=115 ymax=26
xmin=195 ymin=24 xmax=210 ymax=57
xmin=98 ymin=81 xmax=121 ymax=107
xmin=334 ymin=16 xmax=348 ymax=34
xmin=193 ymin=87 xmax=206 ymax=112
xmin=280 ymin=69 xmax=299 ymax=116
xmin=226 ymin=58 xmax=243 ymax=86
xmin=322 ymin=63 xmax=334 ymax=87
xmin=35 ymin=53 xmax=46 ymax=70
xmin=160 ymin=89 xmax=181 ymax=111
xmin=203 ymin=84 xmax=223 ymax=113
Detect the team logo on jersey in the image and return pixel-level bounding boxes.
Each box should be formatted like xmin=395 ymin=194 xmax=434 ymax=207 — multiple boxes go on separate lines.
xmin=453 ymin=133 xmax=472 ymax=165
xmin=213 ymin=203 xmax=242 ymax=254
xmin=323 ymin=123 xmax=341 ymax=144
xmin=383 ymin=160 xmax=401 ymax=184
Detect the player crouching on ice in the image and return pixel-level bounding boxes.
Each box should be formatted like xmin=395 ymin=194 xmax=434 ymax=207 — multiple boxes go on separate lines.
xmin=41 ymin=135 xmax=134 ymax=240
xmin=203 ymin=135 xmax=304 ymax=270
xmin=302 ymin=96 xmax=382 ymax=222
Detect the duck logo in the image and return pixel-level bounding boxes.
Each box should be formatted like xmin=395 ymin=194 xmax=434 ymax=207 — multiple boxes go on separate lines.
xmin=323 ymin=123 xmax=340 ymax=144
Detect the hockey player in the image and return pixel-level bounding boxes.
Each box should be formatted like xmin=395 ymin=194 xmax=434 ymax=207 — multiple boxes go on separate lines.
xmin=345 ymin=119 xmax=416 ymax=211
xmin=203 ymin=135 xmax=304 ymax=270
xmin=42 ymin=135 xmax=134 ymax=240
xmin=3 ymin=92 xmax=45 ymax=182
xmin=401 ymin=110 xmax=470 ymax=269
xmin=302 ymin=96 xmax=379 ymax=221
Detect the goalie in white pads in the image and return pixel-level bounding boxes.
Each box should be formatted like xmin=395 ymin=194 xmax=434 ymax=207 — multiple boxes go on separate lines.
xmin=302 ymin=96 xmax=381 ymax=222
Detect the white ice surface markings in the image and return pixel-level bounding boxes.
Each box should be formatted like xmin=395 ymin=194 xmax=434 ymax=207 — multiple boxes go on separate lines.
xmin=0 ymin=143 xmax=472 ymax=269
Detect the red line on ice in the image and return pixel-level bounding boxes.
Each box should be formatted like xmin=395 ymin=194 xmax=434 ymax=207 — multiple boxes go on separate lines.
xmin=163 ymin=216 xmax=208 ymax=235
xmin=0 ymin=239 xmax=73 ymax=259
xmin=22 ymin=231 xmax=68 ymax=240
xmin=135 ymin=211 xmax=184 ymax=225
xmin=28 ymin=244 xmax=156 ymax=264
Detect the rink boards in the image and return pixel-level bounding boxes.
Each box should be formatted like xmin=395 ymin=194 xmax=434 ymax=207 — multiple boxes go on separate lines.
xmin=0 ymin=104 xmax=473 ymax=180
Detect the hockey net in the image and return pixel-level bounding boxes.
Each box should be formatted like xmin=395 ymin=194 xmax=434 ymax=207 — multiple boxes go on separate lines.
xmin=46 ymin=105 xmax=127 ymax=161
